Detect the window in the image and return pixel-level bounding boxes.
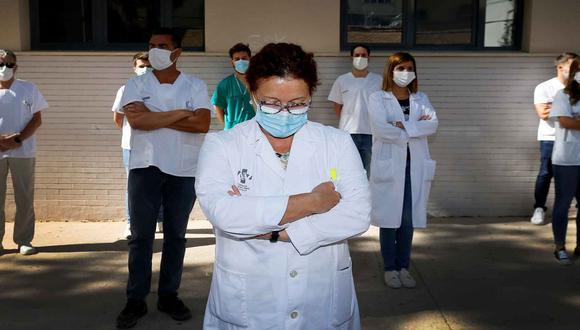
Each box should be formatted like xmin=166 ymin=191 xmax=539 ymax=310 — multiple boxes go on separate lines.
xmin=341 ymin=0 xmax=522 ymax=50
xmin=30 ymin=0 xmax=204 ymax=50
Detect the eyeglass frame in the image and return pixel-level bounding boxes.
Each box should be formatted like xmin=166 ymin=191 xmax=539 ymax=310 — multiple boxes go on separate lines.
xmin=0 ymin=62 xmax=16 ymax=69
xmin=255 ymin=98 xmax=312 ymax=115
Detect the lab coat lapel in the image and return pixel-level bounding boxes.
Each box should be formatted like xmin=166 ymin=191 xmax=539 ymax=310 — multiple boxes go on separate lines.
xmin=251 ymin=122 xmax=286 ymax=179
xmin=284 ymin=123 xmax=316 ymax=194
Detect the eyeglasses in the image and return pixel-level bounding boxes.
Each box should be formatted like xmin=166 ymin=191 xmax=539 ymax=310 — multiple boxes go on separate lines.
xmin=0 ymin=63 xmax=16 ymax=69
xmin=256 ymin=99 xmax=311 ymax=115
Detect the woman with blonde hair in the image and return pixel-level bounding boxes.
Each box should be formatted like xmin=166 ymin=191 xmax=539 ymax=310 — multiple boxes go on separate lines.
xmin=368 ymin=52 xmax=438 ymax=288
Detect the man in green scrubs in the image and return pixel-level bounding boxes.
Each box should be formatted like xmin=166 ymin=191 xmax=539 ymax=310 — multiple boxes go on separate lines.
xmin=212 ymin=43 xmax=255 ymax=130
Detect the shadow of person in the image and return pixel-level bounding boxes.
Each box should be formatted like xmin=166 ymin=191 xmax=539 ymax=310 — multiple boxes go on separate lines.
xmin=36 ymin=237 xmax=216 ymax=253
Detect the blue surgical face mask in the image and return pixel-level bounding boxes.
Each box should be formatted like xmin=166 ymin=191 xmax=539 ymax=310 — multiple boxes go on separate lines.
xmin=234 ymin=59 xmax=250 ymax=74
xmin=255 ymin=107 xmax=308 ymax=138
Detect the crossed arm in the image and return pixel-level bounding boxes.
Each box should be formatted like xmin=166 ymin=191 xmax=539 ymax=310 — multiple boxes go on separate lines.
xmin=0 ymin=112 xmax=42 ymax=152
xmin=227 ymin=182 xmax=341 ymax=242
xmin=123 ymin=101 xmax=210 ymax=133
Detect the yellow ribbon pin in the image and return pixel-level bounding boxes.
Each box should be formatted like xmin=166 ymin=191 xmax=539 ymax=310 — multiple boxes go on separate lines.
xmin=330 ymin=168 xmax=338 ymax=181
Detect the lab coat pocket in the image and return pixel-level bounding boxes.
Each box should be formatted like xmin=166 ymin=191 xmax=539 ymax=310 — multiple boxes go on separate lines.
xmin=423 ymin=159 xmax=436 ymax=181
xmin=181 ymin=144 xmax=200 ymax=172
xmin=372 ymin=160 xmax=394 ymax=183
xmin=332 ymin=255 xmax=355 ymax=326
xmin=209 ymin=264 xmax=248 ymax=327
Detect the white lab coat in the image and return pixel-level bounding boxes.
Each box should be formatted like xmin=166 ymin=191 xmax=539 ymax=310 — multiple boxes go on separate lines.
xmin=368 ymin=91 xmax=438 ymax=229
xmin=196 ymin=119 xmax=370 ymax=330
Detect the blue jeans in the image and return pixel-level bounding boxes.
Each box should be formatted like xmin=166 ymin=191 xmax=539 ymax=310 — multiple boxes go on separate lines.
xmin=123 ymin=149 xmax=163 ymax=224
xmin=380 ymin=150 xmax=414 ymax=271
xmin=534 ymin=141 xmax=554 ymax=210
xmin=126 ymin=166 xmax=196 ymax=300
xmin=351 ymin=134 xmax=372 ymax=178
xmin=552 ymin=165 xmax=580 ymax=248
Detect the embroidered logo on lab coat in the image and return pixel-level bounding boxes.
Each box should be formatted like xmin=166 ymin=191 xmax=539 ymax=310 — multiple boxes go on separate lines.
xmin=237 ymin=169 xmax=253 ymax=191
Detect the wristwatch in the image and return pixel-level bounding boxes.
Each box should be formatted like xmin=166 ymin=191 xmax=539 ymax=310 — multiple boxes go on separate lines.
xmin=14 ymin=134 xmax=22 ymax=144
xmin=269 ymin=230 xmax=280 ymax=243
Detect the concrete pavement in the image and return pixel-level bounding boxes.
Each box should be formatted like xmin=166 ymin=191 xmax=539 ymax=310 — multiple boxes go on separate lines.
xmin=0 ymin=216 xmax=579 ymax=330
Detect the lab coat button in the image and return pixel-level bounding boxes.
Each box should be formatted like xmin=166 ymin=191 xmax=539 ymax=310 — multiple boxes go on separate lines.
xmin=290 ymin=270 xmax=298 ymax=278
xmin=290 ymin=311 xmax=299 ymax=319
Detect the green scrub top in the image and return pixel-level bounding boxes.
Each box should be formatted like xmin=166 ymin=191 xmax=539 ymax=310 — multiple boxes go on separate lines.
xmin=211 ymin=74 xmax=255 ymax=130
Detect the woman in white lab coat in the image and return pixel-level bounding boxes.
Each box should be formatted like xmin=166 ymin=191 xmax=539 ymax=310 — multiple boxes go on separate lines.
xmin=368 ymin=52 xmax=438 ymax=289
xmin=196 ymin=43 xmax=370 ymax=329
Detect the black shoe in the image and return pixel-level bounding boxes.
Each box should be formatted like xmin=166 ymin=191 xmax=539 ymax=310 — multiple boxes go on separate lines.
xmin=157 ymin=296 xmax=192 ymax=321
xmin=116 ymin=299 xmax=147 ymax=329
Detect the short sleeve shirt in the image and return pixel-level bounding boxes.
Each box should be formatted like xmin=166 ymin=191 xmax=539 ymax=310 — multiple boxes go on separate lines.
xmin=0 ymin=79 xmax=49 ymax=158
xmin=549 ymin=90 xmax=580 ymax=165
xmin=120 ymin=71 xmax=212 ymax=177
xmin=112 ymin=85 xmax=132 ymax=150
xmin=534 ymin=77 xmax=564 ymax=141
xmin=211 ymin=74 xmax=254 ymax=130
xmin=328 ymin=72 xmax=383 ymax=134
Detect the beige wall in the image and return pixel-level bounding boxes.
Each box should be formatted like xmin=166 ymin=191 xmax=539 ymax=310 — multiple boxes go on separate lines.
xmin=0 ymin=0 xmax=29 ymax=51
xmin=523 ymin=0 xmax=580 ymax=53
xmin=205 ymin=0 xmax=340 ymax=53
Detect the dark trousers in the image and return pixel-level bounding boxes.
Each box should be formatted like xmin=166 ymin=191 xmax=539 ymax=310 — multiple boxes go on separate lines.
xmin=126 ymin=166 xmax=196 ymax=300
xmin=552 ymin=164 xmax=580 ymax=248
xmin=534 ymin=141 xmax=554 ymax=209
xmin=380 ymin=150 xmax=414 ymax=271
xmin=351 ymin=134 xmax=372 ymax=178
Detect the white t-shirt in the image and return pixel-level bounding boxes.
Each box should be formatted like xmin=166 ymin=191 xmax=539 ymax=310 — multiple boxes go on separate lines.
xmin=112 ymin=85 xmax=131 ymax=150
xmin=549 ymin=90 xmax=580 ymax=166
xmin=534 ymin=77 xmax=565 ymax=141
xmin=119 ymin=71 xmax=212 ymax=177
xmin=328 ymin=72 xmax=383 ymax=134
xmin=0 ymin=79 xmax=49 ymax=158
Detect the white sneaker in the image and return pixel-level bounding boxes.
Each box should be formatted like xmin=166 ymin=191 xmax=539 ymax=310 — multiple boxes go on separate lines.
xmin=531 ymin=207 xmax=547 ymax=225
xmin=19 ymin=245 xmax=38 ymax=256
xmin=122 ymin=224 xmax=132 ymax=240
xmin=399 ymin=268 xmax=416 ymax=288
xmin=384 ymin=271 xmax=402 ymax=289
xmin=156 ymin=222 xmax=163 ymax=233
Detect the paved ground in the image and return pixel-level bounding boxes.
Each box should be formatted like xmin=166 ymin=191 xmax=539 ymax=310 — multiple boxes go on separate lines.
xmin=0 ymin=216 xmax=579 ymax=330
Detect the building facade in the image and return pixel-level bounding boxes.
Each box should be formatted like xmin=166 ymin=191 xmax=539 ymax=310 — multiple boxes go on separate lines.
xmin=1 ymin=0 xmax=579 ymax=220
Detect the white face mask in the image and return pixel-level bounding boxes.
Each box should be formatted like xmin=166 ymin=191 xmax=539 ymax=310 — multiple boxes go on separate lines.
xmin=148 ymin=48 xmax=176 ymax=70
xmin=575 ymin=72 xmax=580 ymax=84
xmin=393 ymin=71 xmax=416 ymax=87
xmin=353 ymin=57 xmax=368 ymax=71
xmin=134 ymin=66 xmax=152 ymax=76
xmin=0 ymin=66 xmax=14 ymax=81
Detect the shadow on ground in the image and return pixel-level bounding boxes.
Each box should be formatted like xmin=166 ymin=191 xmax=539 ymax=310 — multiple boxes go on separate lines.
xmin=0 ymin=219 xmax=579 ymax=330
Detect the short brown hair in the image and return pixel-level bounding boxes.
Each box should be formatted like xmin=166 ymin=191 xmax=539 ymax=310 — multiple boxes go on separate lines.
xmin=132 ymin=52 xmax=148 ymax=67
xmin=564 ymin=57 xmax=580 ymax=106
xmin=229 ymin=43 xmax=251 ymax=59
xmin=246 ymin=43 xmax=319 ymax=95
xmin=0 ymin=49 xmax=17 ymax=63
xmin=382 ymin=52 xmax=418 ymax=93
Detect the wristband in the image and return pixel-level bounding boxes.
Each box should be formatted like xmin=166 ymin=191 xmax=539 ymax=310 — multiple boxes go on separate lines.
xmin=269 ymin=230 xmax=280 ymax=243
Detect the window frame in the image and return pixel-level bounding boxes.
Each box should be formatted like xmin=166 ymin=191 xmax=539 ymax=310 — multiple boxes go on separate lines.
xmin=340 ymin=0 xmax=523 ymax=51
xmin=30 ymin=0 xmax=205 ymax=51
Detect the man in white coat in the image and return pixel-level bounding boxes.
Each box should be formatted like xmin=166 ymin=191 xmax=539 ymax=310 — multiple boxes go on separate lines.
xmin=196 ymin=43 xmax=370 ymax=329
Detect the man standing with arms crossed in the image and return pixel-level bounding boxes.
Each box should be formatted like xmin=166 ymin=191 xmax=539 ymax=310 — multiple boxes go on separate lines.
xmin=115 ymin=29 xmax=211 ymax=329
xmin=531 ymin=52 xmax=578 ymax=225
xmin=328 ymin=44 xmax=382 ymax=177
